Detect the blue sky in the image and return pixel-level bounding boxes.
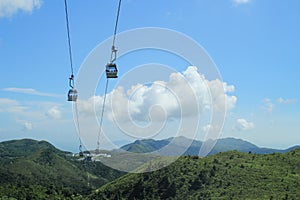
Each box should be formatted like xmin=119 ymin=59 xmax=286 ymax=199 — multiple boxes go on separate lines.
xmin=0 ymin=0 xmax=299 ymax=152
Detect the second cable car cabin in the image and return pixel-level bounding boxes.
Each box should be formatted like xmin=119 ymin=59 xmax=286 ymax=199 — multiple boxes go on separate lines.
xmin=68 ymin=88 xmax=78 ymax=101
xmin=106 ymin=63 xmax=118 ymax=78
xmin=67 ymin=75 xmax=78 ymax=102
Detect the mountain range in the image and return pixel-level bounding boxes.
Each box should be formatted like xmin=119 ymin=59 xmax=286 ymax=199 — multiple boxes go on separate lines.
xmin=120 ymin=136 xmax=300 ymax=156
xmin=0 ymin=137 xmax=299 ymax=199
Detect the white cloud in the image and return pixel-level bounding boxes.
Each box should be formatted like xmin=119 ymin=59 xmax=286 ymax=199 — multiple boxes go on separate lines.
xmin=46 ymin=106 xmax=62 ymax=119
xmin=261 ymin=97 xmax=297 ymax=113
xmin=235 ymin=118 xmax=254 ymax=131
xmin=2 ymin=87 xmax=61 ymax=98
xmin=202 ymin=124 xmax=210 ymax=132
xmin=262 ymin=98 xmax=274 ymax=113
xmin=23 ymin=121 xmax=33 ymax=131
xmin=78 ymin=66 xmax=237 ymax=123
xmin=0 ymin=98 xmax=67 ymax=128
xmin=0 ymin=98 xmax=18 ymax=108
xmin=223 ymin=82 xmax=235 ymax=93
xmin=17 ymin=120 xmax=33 ymax=131
xmin=0 ymin=98 xmax=72 ymax=139
xmin=209 ymin=78 xmax=237 ymax=111
xmin=0 ymin=0 xmax=42 ymax=18
xmin=232 ymin=0 xmax=252 ymax=5
xmin=0 ymin=98 xmax=27 ymax=114
xmin=277 ymin=97 xmax=297 ymax=105
xmin=202 ymin=124 xmax=213 ymax=132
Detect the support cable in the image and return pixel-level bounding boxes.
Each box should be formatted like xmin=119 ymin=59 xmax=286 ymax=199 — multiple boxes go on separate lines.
xmin=97 ymin=0 xmax=122 ymax=152
xmin=64 ymin=0 xmax=83 ymax=153
xmin=64 ymin=0 xmax=74 ymax=77
xmin=74 ymin=102 xmax=83 ymax=152
xmin=97 ymin=79 xmax=109 ymax=151
xmin=110 ymin=0 xmax=122 ymax=63
xmin=64 ymin=0 xmax=90 ymax=188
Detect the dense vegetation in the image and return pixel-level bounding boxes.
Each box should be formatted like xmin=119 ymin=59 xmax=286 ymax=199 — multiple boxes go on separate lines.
xmin=0 ymin=139 xmax=124 ymax=199
xmin=0 ymin=139 xmax=299 ymax=199
xmin=92 ymin=149 xmax=300 ymax=199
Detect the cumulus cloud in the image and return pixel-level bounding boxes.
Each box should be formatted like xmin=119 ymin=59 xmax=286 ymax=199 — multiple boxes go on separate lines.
xmin=277 ymin=97 xmax=297 ymax=105
xmin=232 ymin=0 xmax=252 ymax=5
xmin=235 ymin=118 xmax=254 ymax=131
xmin=223 ymin=82 xmax=235 ymax=93
xmin=2 ymin=87 xmax=61 ymax=98
xmin=46 ymin=106 xmax=62 ymax=119
xmin=78 ymin=66 xmax=237 ymax=123
xmin=0 ymin=0 xmax=42 ymax=18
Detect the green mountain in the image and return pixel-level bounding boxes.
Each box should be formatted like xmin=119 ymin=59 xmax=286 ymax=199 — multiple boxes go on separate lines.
xmin=0 ymin=139 xmax=124 ymax=199
xmin=1 ymin=138 xmax=299 ymax=199
xmin=121 ymin=138 xmax=170 ymax=153
xmin=91 ymin=148 xmax=300 ymax=199
xmin=121 ymin=136 xmax=300 ymax=156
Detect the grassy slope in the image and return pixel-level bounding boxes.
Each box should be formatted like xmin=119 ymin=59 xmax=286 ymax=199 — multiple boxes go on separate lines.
xmin=91 ymin=148 xmax=300 ymax=200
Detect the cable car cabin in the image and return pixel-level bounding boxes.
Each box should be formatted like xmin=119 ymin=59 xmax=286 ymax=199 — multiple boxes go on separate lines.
xmin=85 ymin=155 xmax=92 ymax=162
xmin=67 ymin=88 xmax=78 ymax=101
xmin=79 ymin=151 xmax=84 ymax=157
xmin=106 ymin=63 xmax=118 ymax=78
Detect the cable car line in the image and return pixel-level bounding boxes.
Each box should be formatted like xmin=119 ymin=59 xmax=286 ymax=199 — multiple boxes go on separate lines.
xmin=97 ymin=0 xmax=122 ymax=152
xmin=110 ymin=0 xmax=122 ymax=63
xmin=64 ymin=0 xmax=122 ymax=154
xmin=64 ymin=0 xmax=74 ymax=76
xmin=106 ymin=0 xmax=122 ymax=79
xmin=64 ymin=0 xmax=83 ymax=156
xmin=96 ymin=79 xmax=109 ymax=152
xmin=74 ymin=102 xmax=84 ymax=156
xmin=113 ymin=0 xmax=122 ymax=45
xmin=65 ymin=0 xmax=77 ymax=102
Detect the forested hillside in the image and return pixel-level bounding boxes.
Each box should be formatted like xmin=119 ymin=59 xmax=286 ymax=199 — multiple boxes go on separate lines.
xmin=0 ymin=139 xmax=124 ymax=199
xmin=92 ymin=149 xmax=300 ymax=199
xmin=1 ymin=139 xmax=299 ymax=199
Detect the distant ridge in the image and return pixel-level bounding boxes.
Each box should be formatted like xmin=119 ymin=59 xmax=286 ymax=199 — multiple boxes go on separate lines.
xmin=120 ymin=136 xmax=300 ymax=156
